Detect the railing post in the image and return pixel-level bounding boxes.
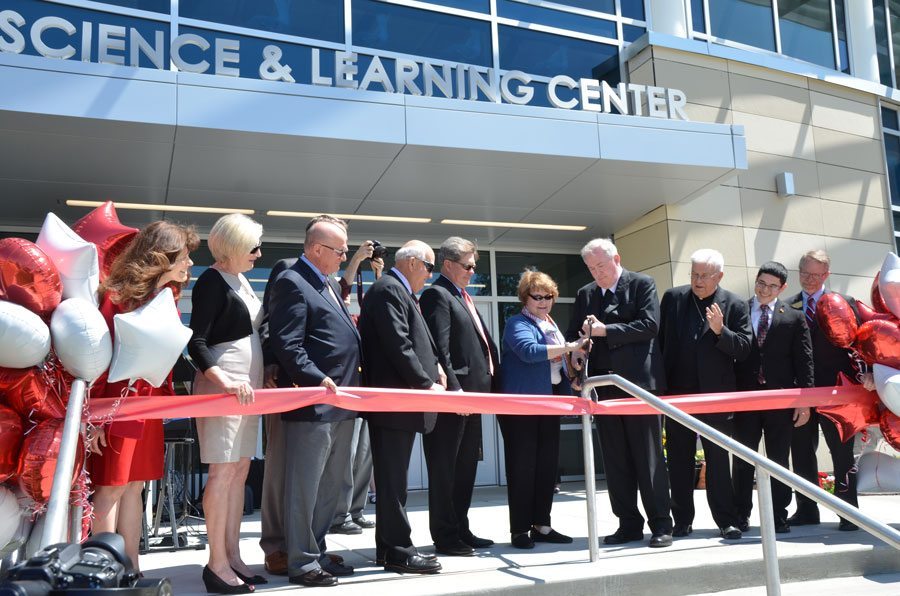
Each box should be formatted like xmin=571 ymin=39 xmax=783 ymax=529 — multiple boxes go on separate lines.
xmin=756 ymin=466 xmax=782 ymax=595
xmin=581 ymin=409 xmax=599 ymax=562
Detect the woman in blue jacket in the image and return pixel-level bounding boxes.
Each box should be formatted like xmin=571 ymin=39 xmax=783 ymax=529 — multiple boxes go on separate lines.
xmin=498 ymin=270 xmax=588 ymax=549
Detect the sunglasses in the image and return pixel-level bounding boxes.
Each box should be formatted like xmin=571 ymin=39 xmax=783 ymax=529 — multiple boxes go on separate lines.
xmin=417 ymin=258 xmax=435 ymax=273
xmin=529 ymin=294 xmax=554 ymax=302
xmin=455 ymin=261 xmax=477 ymax=272
xmin=250 ymin=244 xmax=262 ymax=255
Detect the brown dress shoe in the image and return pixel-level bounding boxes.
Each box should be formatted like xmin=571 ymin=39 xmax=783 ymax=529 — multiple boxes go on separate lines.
xmin=264 ymin=551 xmax=287 ymax=575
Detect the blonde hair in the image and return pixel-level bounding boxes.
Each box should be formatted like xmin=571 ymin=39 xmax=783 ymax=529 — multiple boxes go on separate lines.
xmin=208 ymin=214 xmax=263 ymax=264
xmin=799 ymin=249 xmax=830 ymax=271
xmin=517 ymin=269 xmax=559 ymax=305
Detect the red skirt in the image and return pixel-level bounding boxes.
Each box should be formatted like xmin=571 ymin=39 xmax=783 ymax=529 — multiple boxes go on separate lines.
xmin=89 ymin=419 xmax=164 ymax=486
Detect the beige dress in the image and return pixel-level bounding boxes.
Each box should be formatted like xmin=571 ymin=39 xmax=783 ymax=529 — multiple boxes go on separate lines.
xmin=194 ymin=267 xmax=263 ymax=464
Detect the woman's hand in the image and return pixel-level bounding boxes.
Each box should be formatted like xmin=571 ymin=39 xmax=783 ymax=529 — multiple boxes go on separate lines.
xmin=370 ymin=257 xmax=384 ymax=279
xmin=224 ymin=379 xmax=255 ymax=405
xmin=88 ymin=426 xmax=107 ymax=455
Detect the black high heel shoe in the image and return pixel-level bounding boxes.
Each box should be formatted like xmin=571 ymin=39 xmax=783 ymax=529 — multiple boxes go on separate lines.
xmin=202 ymin=566 xmax=254 ymax=594
xmin=231 ymin=567 xmax=268 ymax=585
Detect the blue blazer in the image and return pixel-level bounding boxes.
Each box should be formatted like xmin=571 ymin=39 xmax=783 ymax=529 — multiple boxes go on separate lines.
xmin=499 ymin=313 xmax=571 ymax=397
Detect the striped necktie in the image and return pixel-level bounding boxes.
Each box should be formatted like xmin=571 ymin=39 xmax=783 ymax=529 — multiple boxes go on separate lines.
xmin=757 ymin=303 xmax=769 ymax=384
xmin=805 ymin=294 xmax=817 ymax=327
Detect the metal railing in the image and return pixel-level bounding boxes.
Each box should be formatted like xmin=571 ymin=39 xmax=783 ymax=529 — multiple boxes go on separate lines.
xmin=580 ymin=374 xmax=900 ymax=596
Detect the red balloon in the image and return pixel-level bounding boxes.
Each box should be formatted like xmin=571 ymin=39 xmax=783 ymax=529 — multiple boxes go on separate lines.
xmin=818 ymin=395 xmax=880 ymax=444
xmin=872 ymin=273 xmax=891 ymax=314
xmin=0 ymin=367 xmax=67 ymax=421
xmin=72 ymin=202 xmax=138 ymax=280
xmin=0 ymin=404 xmax=24 ymax=482
xmin=856 ymin=300 xmax=897 ymax=324
xmin=16 ymin=418 xmax=84 ymax=504
xmin=0 ymin=238 xmax=62 ymax=319
xmin=816 ymin=293 xmax=859 ymax=348
xmin=855 ymin=319 xmax=900 ymax=367
xmin=879 ymin=409 xmax=900 ymax=451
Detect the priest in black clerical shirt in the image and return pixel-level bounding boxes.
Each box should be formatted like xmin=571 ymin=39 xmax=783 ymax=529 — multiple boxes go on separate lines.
xmin=658 ymin=248 xmax=752 ymax=541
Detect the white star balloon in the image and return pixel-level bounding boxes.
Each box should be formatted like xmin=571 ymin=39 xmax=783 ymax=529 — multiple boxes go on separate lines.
xmin=0 ymin=301 xmax=50 ymax=369
xmin=36 ymin=213 xmax=100 ymax=306
xmin=50 ymin=298 xmax=112 ymax=383
xmin=878 ymin=252 xmax=900 ymax=320
xmin=874 ymin=363 xmax=900 ymax=418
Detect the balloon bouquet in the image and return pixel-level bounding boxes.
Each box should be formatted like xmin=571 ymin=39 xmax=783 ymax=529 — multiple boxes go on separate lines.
xmin=0 ymin=203 xmax=192 ymax=555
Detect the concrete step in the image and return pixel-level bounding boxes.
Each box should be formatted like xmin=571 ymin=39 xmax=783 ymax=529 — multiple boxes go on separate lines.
xmin=694 ymin=572 xmax=900 ymax=595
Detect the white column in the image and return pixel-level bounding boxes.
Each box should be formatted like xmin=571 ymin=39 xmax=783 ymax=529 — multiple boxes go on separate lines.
xmin=846 ymin=0 xmax=880 ymax=83
xmin=649 ymin=0 xmax=688 ymax=38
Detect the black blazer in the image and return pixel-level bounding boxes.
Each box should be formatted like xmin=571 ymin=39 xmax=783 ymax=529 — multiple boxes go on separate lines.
xmin=785 ymin=291 xmax=860 ymax=388
xmin=735 ymin=299 xmax=814 ymax=391
xmin=359 ymin=270 xmax=440 ymax=434
xmin=565 ymin=269 xmax=666 ymax=393
xmin=188 ymin=268 xmax=254 ymax=372
xmin=268 ymin=258 xmax=361 ymax=422
xmin=659 ymin=285 xmax=752 ymax=394
xmin=260 ymin=258 xmax=297 ymax=367
xmin=420 ymin=275 xmax=498 ymax=393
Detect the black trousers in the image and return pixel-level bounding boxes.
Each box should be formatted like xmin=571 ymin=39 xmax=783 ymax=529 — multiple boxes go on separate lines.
xmin=369 ymin=424 xmax=419 ymax=563
xmin=790 ymin=409 xmax=858 ymax=516
xmin=497 ymin=414 xmax=560 ymax=535
xmin=423 ymin=412 xmax=482 ymax=546
xmin=666 ymin=413 xmax=739 ymax=529
xmin=732 ymin=408 xmax=794 ymax=523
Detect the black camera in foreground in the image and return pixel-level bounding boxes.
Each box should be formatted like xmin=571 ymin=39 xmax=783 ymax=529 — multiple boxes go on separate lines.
xmin=370 ymin=240 xmax=388 ymax=260
xmin=0 ymin=533 xmax=171 ymax=595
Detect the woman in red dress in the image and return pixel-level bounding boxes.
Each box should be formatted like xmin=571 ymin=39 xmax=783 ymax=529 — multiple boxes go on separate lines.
xmin=89 ymin=220 xmax=199 ymax=573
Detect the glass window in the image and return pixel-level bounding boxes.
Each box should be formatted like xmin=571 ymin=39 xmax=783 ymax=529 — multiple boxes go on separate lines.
xmin=497 ymin=301 xmax=575 ymax=342
xmin=498 ymin=25 xmax=620 ymax=81
xmin=896 ymin=236 xmax=900 ymax=255
xmin=497 ymin=0 xmax=617 ymax=38
xmin=419 ymin=0 xmax=491 ymax=12
xmin=495 ymin=252 xmax=592 ymax=297
xmin=353 ymin=0 xmax=493 ymax=66
xmin=891 ymin=1 xmax=900 ymax=89
xmin=875 ymin=0 xmax=894 ymax=86
xmin=623 ymin=24 xmax=646 ymax=42
xmin=620 ymin=0 xmax=645 ymax=20
xmin=541 ymin=0 xmax=615 ymax=15
xmin=432 ymin=252 xmax=493 ymax=297
xmin=885 ymin=134 xmax=900 ymax=206
xmin=691 ymin=0 xmax=706 ymax=33
xmin=179 ymin=0 xmax=344 ymax=43
xmin=883 ymin=106 xmax=900 ymax=130
xmin=99 ymin=0 xmax=169 ymax=13
xmin=834 ymin=0 xmax=850 ymax=74
xmin=708 ymin=0 xmax=776 ymax=52
xmin=892 ymin=209 xmax=900 ymax=231
xmin=778 ymin=0 xmax=835 ymax=69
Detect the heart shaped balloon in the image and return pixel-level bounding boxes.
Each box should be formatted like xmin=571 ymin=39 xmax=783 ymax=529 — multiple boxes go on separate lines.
xmin=0 ymin=238 xmax=62 ymax=319
xmin=873 ymin=363 xmax=900 ymax=418
xmin=72 ymin=202 xmax=138 ymax=281
xmin=0 ymin=301 xmax=51 ymax=369
xmin=108 ymin=288 xmax=192 ymax=387
xmin=815 ymin=293 xmax=859 ymax=349
xmin=0 ymin=367 xmax=67 ymax=421
xmin=16 ymin=418 xmax=84 ymax=504
xmin=0 ymin=405 xmax=24 ymax=482
xmin=855 ymin=319 xmax=900 ymax=368
xmin=878 ymin=253 xmax=900 ymax=319
xmin=50 ymin=298 xmax=112 ymax=383
xmin=879 ymin=409 xmax=900 ymax=451
xmin=36 ymin=213 xmax=100 ymax=306
xmin=856 ymin=300 xmax=897 ymax=324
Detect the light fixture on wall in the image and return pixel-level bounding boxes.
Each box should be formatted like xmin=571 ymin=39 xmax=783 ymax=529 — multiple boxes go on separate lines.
xmin=775 ymin=172 xmax=795 ymax=197
xmin=66 ymin=200 xmax=254 ymax=215
xmin=441 ymin=219 xmax=587 ymax=231
xmin=267 ymin=210 xmax=431 ymax=223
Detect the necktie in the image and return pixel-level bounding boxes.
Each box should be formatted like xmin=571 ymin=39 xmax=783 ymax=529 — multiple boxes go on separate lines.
xmin=806 ymin=295 xmax=817 ymax=328
xmin=462 ymin=289 xmax=494 ymax=375
xmin=325 ymin=280 xmax=343 ymax=308
xmin=757 ymin=303 xmax=769 ymax=384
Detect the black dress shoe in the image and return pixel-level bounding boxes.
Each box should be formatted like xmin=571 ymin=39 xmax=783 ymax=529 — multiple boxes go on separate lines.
xmin=511 ymin=533 xmax=535 ymax=549
xmin=231 ymin=568 xmax=268 ymax=585
xmin=202 ymin=566 xmax=254 ymax=594
xmin=329 ymin=521 xmax=362 ymax=535
xmin=352 ymin=515 xmax=376 ymax=529
xmin=530 ymin=528 xmax=573 ymax=544
xmin=774 ymin=520 xmax=791 ymax=534
xmin=461 ymin=534 xmax=494 ymax=549
xmin=289 ymin=569 xmax=338 ymax=587
xmin=435 ymin=541 xmax=474 ymax=556
xmin=720 ymin=526 xmax=742 ymax=540
xmin=384 ymin=555 xmax=442 ymax=574
xmin=375 ymin=552 xmax=436 ymax=566
xmin=649 ymin=532 xmax=672 ymax=548
xmin=737 ymin=517 xmax=750 ymax=533
xmin=602 ymin=529 xmax=643 ymax=545
xmin=672 ymin=523 xmax=692 ymax=538
xmin=786 ymin=511 xmax=820 ymax=526
xmin=839 ymin=519 xmax=859 ymax=531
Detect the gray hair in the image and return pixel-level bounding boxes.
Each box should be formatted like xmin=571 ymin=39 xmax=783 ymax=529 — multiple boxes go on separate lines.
xmin=208 ymin=213 xmax=263 ymax=264
xmin=581 ymin=238 xmax=618 ymax=260
xmin=438 ymin=236 xmax=477 ymax=263
xmin=690 ymin=248 xmax=725 ymax=272
xmin=395 ymin=242 xmax=428 ymax=262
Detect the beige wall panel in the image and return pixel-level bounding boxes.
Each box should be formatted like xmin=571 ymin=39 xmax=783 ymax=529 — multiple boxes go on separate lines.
xmin=615 ymin=205 xmax=667 ymax=238
xmin=821 ymin=201 xmax=891 ymax=242
xmin=668 ymin=220 xmax=747 ymax=266
xmin=817 ymin=163 xmax=888 ymax=208
xmin=738 ymin=151 xmax=820 ymax=197
xmin=651 ymin=59 xmax=731 ymax=110
xmin=812 ymin=127 xmax=885 ymax=173
xmin=671 ymin=261 xmax=750 ymax=297
xmin=726 ymin=60 xmax=808 ymax=89
xmin=742 ymin=228 xmax=826 ymax=268
xmin=807 ymin=79 xmax=877 ymax=105
xmin=827 ymin=273 xmax=878 ymax=301
xmin=615 ymin=220 xmax=669 ymax=271
xmin=824 ymin=237 xmax=892 ymax=277
xmin=669 ymin=184 xmax=742 ymax=226
xmin=732 ymin=112 xmax=816 ymax=160
xmin=740 ymin=188 xmax=824 ymax=234
xmin=628 ymin=46 xmax=653 ymax=73
xmin=729 ymin=73 xmax=812 ymax=124
xmin=638 ymin=263 xmax=673 ymax=295
xmin=651 ymin=47 xmax=728 ymax=71
xmin=683 ymin=103 xmax=732 ymax=124
xmin=809 ymin=91 xmax=879 ymax=139
xmin=630 ymin=61 xmax=655 ymax=86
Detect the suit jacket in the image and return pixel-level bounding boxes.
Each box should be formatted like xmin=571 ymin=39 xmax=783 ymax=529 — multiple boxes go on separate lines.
xmin=735 ymin=299 xmax=814 ymax=391
xmin=359 ymin=270 xmax=441 ymax=433
xmin=268 ymin=258 xmax=360 ymax=422
xmin=500 ymin=313 xmax=572 ymax=396
xmin=659 ymin=285 xmax=752 ymax=394
xmin=420 ymin=275 xmax=498 ymax=393
xmin=785 ymin=291 xmax=860 ymax=388
xmin=565 ymin=270 xmax=666 ymax=393
xmin=260 ymin=257 xmax=297 ymax=367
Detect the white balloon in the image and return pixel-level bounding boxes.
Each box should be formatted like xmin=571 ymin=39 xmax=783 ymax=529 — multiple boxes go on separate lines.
xmin=856 ymin=451 xmax=900 ymax=493
xmin=50 ymin=298 xmax=112 ymax=383
xmin=36 ymin=212 xmax=100 ymax=306
xmin=108 ymin=288 xmax=192 ymax=387
xmin=873 ymin=363 xmax=900 ymax=418
xmin=0 ymin=485 xmax=23 ymax=554
xmin=878 ymin=252 xmax=900 ymax=319
xmin=0 ymin=301 xmax=51 ymax=368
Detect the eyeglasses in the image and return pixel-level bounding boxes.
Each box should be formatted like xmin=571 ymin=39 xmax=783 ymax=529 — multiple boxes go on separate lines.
xmin=690 ymin=271 xmax=718 ymax=282
xmin=250 ymin=244 xmax=262 ymax=255
xmin=454 ymin=261 xmax=476 ymax=272
xmin=529 ymin=294 xmax=554 ymax=302
xmin=799 ymin=271 xmax=826 ymax=279
xmin=417 ymin=258 xmax=435 ymax=273
xmin=755 ymin=279 xmax=783 ymax=292
xmin=318 ymin=243 xmax=350 ymax=257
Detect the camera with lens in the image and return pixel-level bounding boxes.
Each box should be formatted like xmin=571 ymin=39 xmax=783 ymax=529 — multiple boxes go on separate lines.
xmin=370 ymin=240 xmax=388 ymax=260
xmin=0 ymin=533 xmax=171 ymax=595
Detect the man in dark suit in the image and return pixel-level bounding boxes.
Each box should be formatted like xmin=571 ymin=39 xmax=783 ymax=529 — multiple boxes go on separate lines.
xmin=359 ymin=240 xmax=446 ymax=574
xmin=420 ymin=236 xmax=498 ymax=556
xmin=787 ymin=249 xmax=860 ymax=531
xmin=268 ymin=215 xmax=362 ymax=587
xmin=565 ymin=238 xmax=673 ymax=548
xmin=659 ymin=248 xmax=751 ymax=540
xmin=733 ymin=261 xmax=814 ymax=534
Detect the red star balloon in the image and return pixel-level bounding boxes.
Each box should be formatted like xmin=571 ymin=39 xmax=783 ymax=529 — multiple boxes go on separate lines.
xmin=16 ymin=418 xmax=84 ymax=504
xmin=817 ymin=374 xmax=881 ymax=443
xmin=856 ymin=300 xmax=897 ymax=324
xmin=0 ymin=238 xmax=62 ymax=320
xmin=0 ymin=366 xmax=67 ymax=421
xmin=879 ymin=409 xmax=900 ymax=451
xmin=0 ymin=405 xmax=24 ymax=482
xmin=72 ymin=202 xmax=138 ymax=280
